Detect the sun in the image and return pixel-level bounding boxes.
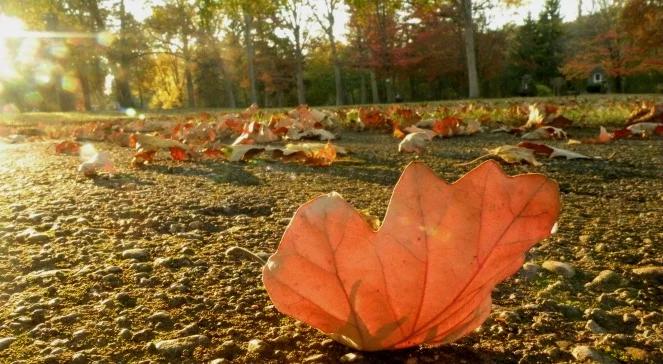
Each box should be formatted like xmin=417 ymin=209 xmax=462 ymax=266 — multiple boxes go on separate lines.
xmin=0 ymin=14 xmax=27 ymax=79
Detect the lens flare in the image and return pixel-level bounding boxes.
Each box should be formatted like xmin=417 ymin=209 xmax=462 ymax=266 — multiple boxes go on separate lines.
xmin=34 ymin=63 xmax=55 ymax=85
xmin=62 ymin=74 xmax=79 ymax=92
xmin=125 ymin=108 xmax=137 ymax=117
xmin=16 ymin=38 xmax=40 ymax=64
xmin=96 ymin=32 xmax=115 ymax=47
xmin=48 ymin=42 xmax=69 ymax=59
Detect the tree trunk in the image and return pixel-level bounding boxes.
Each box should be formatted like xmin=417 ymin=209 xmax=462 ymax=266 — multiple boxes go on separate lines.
xmin=370 ymin=70 xmax=379 ymax=103
xmin=295 ymin=58 xmax=306 ymax=105
xmin=294 ymin=27 xmax=306 ymax=105
xmin=185 ymin=65 xmax=195 ymax=108
xmin=385 ymin=76 xmax=394 ymax=102
xmin=78 ymin=68 xmax=92 ymax=111
xmin=328 ymin=31 xmax=343 ymax=105
xmin=243 ymin=11 xmax=258 ymax=105
xmin=219 ymin=59 xmax=236 ymax=108
xmin=360 ymin=72 xmax=367 ymax=104
xmin=462 ymin=0 xmax=480 ymax=98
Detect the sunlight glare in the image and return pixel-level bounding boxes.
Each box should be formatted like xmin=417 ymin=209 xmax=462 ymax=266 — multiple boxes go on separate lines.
xmin=0 ymin=15 xmax=26 ymax=80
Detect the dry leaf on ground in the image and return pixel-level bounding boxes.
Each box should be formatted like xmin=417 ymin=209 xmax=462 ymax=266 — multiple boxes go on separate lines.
xmin=263 ymin=161 xmax=560 ymax=350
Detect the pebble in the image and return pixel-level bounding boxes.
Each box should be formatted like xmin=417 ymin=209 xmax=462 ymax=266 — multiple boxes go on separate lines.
xmin=152 ymin=335 xmax=209 ymax=357
xmin=586 ymin=319 xmax=607 ymax=334
xmin=115 ymin=292 xmax=136 ymax=307
xmin=27 ymin=233 xmax=50 ymax=244
xmin=70 ymin=352 xmax=88 ymax=364
xmin=121 ymin=249 xmax=149 ymax=261
xmin=118 ymin=328 xmax=132 ymax=341
xmin=631 ymin=266 xmax=663 ymax=283
xmin=541 ymin=260 xmax=575 ymax=278
xmin=303 ymin=354 xmax=326 ymax=363
xmin=131 ymin=329 xmax=154 ymax=342
xmin=340 ymin=352 xmax=364 ymax=362
xmin=247 ymin=339 xmax=268 ymax=354
xmin=521 ymin=262 xmax=540 ymax=280
xmin=0 ymin=336 xmax=16 ymax=351
xmin=585 ymin=270 xmax=624 ymax=292
xmin=571 ymin=345 xmax=618 ymax=364
xmin=216 ymin=340 xmax=240 ymax=359
xmin=209 ymin=359 xmax=229 ymax=364
xmin=148 ymin=311 xmax=172 ymax=325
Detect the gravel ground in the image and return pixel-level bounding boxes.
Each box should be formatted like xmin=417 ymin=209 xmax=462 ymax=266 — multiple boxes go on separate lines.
xmin=0 ymin=129 xmax=661 ymax=363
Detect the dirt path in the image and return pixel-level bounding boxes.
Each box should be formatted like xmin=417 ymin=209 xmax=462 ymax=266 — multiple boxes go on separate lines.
xmin=0 ymin=130 xmax=661 ymax=363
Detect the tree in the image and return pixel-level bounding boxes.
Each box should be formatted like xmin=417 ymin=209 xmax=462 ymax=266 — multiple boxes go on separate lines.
xmin=145 ymin=0 xmax=197 ymax=107
xmin=278 ymin=0 xmax=308 ymax=104
xmin=310 ymin=0 xmax=343 ymax=105
xmin=535 ymin=0 xmax=563 ymax=82
xmin=460 ymin=0 xmax=480 ymax=98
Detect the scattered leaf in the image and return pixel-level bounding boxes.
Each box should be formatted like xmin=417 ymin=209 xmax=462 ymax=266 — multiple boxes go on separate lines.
xmin=78 ymin=146 xmax=115 ymax=177
xmin=521 ymin=126 xmax=567 ymax=140
xmin=518 ymin=142 xmax=592 ymax=160
xmin=55 ymin=141 xmax=81 ymax=155
xmin=263 ymin=161 xmax=560 ymax=350
xmin=398 ymin=132 xmax=430 ymax=154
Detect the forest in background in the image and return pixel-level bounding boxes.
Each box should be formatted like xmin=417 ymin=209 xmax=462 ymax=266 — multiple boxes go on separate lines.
xmin=0 ymin=0 xmax=661 ymax=112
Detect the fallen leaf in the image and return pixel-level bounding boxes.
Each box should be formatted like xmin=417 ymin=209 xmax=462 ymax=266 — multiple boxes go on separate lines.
xmin=226 ymin=145 xmax=266 ymax=162
xmin=201 ymin=148 xmax=226 ymax=159
xmin=431 ymin=117 xmax=461 ymax=137
xmin=55 ymin=141 xmax=81 ymax=155
xmin=78 ymin=146 xmax=115 ymax=177
xmin=263 ymin=161 xmax=560 ymax=350
xmin=627 ymin=122 xmax=663 ymax=136
xmin=403 ymin=126 xmax=436 ymax=140
xmin=232 ymin=121 xmax=279 ymax=145
xmin=626 ymin=103 xmax=663 ymax=126
xmin=518 ymin=142 xmax=592 ymax=160
xmin=131 ymin=134 xmax=190 ymax=151
xmin=131 ymin=150 xmax=156 ymax=167
xmin=270 ymin=143 xmax=338 ymax=166
xmin=287 ymin=128 xmax=336 ymax=141
xmin=169 ymin=146 xmax=188 ymax=161
xmin=398 ymin=132 xmax=430 ymax=154
xmin=521 ymin=126 xmax=567 ymax=140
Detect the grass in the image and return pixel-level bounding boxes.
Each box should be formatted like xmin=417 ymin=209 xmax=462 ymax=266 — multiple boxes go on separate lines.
xmin=1 ymin=93 xmax=661 ymax=127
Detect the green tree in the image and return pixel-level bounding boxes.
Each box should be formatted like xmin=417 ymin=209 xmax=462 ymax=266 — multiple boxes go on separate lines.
xmin=534 ymin=0 xmax=563 ymax=82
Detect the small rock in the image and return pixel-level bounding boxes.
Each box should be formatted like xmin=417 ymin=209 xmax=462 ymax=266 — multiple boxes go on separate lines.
xmin=153 ymin=335 xmax=209 ymax=357
xmin=148 ymin=311 xmax=172 ymax=326
xmin=340 ymin=352 xmax=363 ymax=362
xmin=218 ymin=340 xmax=240 ymax=359
xmin=624 ymin=347 xmax=649 ymax=361
xmin=585 ymin=270 xmax=624 ymax=292
xmin=70 ymin=352 xmax=88 ymax=364
xmin=115 ymin=292 xmax=136 ymax=307
xmin=521 ymin=262 xmax=540 ymax=280
xmin=209 ymin=359 xmax=229 ymax=364
xmin=0 ymin=336 xmax=16 ymax=351
xmin=177 ymin=323 xmax=199 ymax=336
xmin=27 ymin=233 xmax=50 ymax=244
xmin=118 ymin=328 xmax=132 ymax=341
xmin=631 ymin=266 xmax=663 ymax=283
xmin=131 ymin=329 xmax=154 ymax=342
xmin=121 ymin=249 xmax=149 ymax=261
xmin=542 ymin=260 xmax=576 ymax=278
xmin=571 ymin=345 xmax=618 ymax=364
xmin=247 ymin=339 xmax=268 ymax=354
xmin=303 ymin=354 xmax=326 ymax=363
xmin=585 ymin=319 xmax=607 ymax=334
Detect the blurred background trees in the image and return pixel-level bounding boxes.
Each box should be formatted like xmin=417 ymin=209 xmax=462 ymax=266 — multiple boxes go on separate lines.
xmin=0 ymin=0 xmax=660 ymax=112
